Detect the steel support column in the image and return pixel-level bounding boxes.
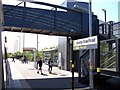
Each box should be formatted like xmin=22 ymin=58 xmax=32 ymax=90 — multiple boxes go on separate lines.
xmin=95 ymin=36 xmax=100 ymax=70
xmin=116 ymin=38 xmax=120 ymax=75
xmin=94 ymin=35 xmax=100 ymax=88
xmin=78 ymin=50 xmax=82 ymax=81
xmin=67 ymin=37 xmax=71 ymax=71
xmin=0 ymin=0 xmax=4 ymax=89
xmin=70 ymin=38 xmax=74 ymax=90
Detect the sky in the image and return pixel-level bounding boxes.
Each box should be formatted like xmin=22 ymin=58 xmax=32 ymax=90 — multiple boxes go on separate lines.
xmin=1 ymin=0 xmax=120 ymax=53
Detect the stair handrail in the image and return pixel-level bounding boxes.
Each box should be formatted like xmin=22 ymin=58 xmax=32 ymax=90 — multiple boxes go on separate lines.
xmin=79 ymin=49 xmax=89 ymax=59
xmin=100 ymin=47 xmax=116 ymax=59
xmin=80 ymin=49 xmax=89 ymax=76
xmin=108 ymin=61 xmax=116 ymax=68
xmin=100 ymin=54 xmax=116 ymax=67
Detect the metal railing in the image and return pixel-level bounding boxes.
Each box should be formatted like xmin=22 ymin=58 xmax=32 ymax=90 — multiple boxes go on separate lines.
xmin=80 ymin=50 xmax=89 ymax=77
xmin=99 ymin=21 xmax=120 ymax=39
xmin=100 ymin=54 xmax=116 ymax=68
xmin=100 ymin=39 xmax=116 ymax=71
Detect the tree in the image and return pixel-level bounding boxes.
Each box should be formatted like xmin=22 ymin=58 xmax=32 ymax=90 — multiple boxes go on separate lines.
xmin=14 ymin=51 xmax=22 ymax=59
xmin=7 ymin=53 xmax=13 ymax=58
xmin=37 ymin=51 xmax=43 ymax=58
xmin=25 ymin=51 xmax=33 ymax=61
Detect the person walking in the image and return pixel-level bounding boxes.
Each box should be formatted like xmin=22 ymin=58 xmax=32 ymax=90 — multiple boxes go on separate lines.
xmin=48 ymin=58 xmax=53 ymax=74
xmin=37 ymin=57 xmax=43 ymax=75
xmin=12 ymin=56 xmax=15 ymax=62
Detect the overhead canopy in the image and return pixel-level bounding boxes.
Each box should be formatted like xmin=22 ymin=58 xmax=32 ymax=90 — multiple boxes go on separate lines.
xmin=3 ymin=1 xmax=99 ymax=39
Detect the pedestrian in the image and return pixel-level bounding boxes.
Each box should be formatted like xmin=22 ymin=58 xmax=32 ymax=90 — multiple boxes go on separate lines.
xmin=12 ymin=56 xmax=15 ymax=62
xmin=24 ymin=56 xmax=28 ymax=64
xmin=48 ymin=58 xmax=53 ymax=74
xmin=37 ymin=57 xmax=43 ymax=75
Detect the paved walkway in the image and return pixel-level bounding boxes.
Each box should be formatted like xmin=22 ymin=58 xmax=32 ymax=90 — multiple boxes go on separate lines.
xmin=6 ymin=59 xmax=89 ymax=90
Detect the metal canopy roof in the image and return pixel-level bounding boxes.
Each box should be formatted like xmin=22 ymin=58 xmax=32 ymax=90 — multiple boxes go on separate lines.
xmin=3 ymin=1 xmax=99 ymax=39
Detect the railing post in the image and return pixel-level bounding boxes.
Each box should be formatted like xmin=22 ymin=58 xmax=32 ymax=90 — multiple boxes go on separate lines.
xmin=78 ymin=50 xmax=82 ymax=82
xmin=102 ymin=24 xmax=104 ymax=34
xmin=108 ymin=21 xmax=113 ymax=39
xmin=95 ymin=35 xmax=100 ymax=88
xmin=116 ymin=38 xmax=120 ymax=75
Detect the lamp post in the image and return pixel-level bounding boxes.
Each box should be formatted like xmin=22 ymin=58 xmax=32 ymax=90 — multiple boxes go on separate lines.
xmin=102 ymin=9 xmax=107 ymax=34
xmin=37 ymin=34 xmax=38 ymax=56
xmin=89 ymin=0 xmax=94 ymax=89
xmin=18 ymin=36 xmax=21 ymax=52
xmin=15 ymin=40 xmax=18 ymax=52
xmin=18 ymin=36 xmax=21 ymax=59
xmin=23 ymin=33 xmax=25 ymax=58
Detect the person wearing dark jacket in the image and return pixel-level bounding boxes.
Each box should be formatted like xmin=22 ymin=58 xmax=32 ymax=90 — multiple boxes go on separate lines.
xmin=37 ymin=58 xmax=43 ymax=75
xmin=12 ymin=56 xmax=15 ymax=62
xmin=48 ymin=58 xmax=53 ymax=74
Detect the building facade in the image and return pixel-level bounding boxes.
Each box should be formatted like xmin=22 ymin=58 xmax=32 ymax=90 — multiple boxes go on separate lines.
xmin=42 ymin=48 xmax=58 ymax=66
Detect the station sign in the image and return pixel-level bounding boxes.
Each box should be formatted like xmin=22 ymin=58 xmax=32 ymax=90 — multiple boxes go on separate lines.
xmin=73 ymin=36 xmax=98 ymax=50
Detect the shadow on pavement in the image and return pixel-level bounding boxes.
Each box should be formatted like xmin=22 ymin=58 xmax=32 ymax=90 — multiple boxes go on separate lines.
xmin=96 ymin=77 xmax=120 ymax=90
xmin=50 ymin=72 xmax=57 ymax=75
xmin=41 ymin=73 xmax=48 ymax=76
xmin=19 ymin=77 xmax=88 ymax=89
xmin=28 ymin=68 xmax=37 ymax=70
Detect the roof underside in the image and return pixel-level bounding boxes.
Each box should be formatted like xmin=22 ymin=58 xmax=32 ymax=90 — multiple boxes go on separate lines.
xmin=3 ymin=3 xmax=99 ymax=39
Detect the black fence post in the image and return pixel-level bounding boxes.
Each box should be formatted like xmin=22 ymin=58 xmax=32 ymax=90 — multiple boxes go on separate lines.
xmin=94 ymin=35 xmax=100 ymax=89
xmin=116 ymin=38 xmax=120 ymax=76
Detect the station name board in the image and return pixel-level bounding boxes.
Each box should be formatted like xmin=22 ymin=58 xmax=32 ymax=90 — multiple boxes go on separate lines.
xmin=73 ymin=36 xmax=98 ymax=50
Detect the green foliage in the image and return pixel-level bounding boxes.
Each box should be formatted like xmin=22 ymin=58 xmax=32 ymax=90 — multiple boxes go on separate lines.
xmin=25 ymin=51 xmax=33 ymax=61
xmin=14 ymin=51 xmax=22 ymax=56
xmin=37 ymin=51 xmax=43 ymax=58
xmin=7 ymin=53 xmax=13 ymax=58
xmin=7 ymin=50 xmax=44 ymax=61
xmin=100 ymin=42 xmax=109 ymax=53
